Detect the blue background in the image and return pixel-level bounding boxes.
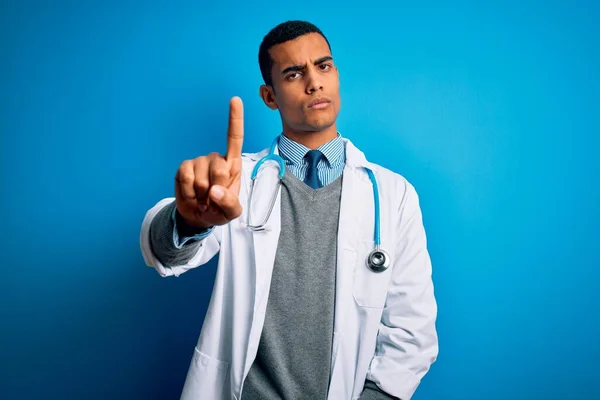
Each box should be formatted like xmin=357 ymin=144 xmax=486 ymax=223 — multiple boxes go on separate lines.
xmin=1 ymin=1 xmax=598 ymax=399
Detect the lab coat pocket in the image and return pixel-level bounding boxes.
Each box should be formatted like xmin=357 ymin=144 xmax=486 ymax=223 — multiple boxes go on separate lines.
xmin=180 ymin=347 xmax=230 ymax=399
xmin=352 ymin=240 xmax=392 ymax=309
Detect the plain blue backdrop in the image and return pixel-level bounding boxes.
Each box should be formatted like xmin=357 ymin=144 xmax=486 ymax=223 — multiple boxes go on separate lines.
xmin=1 ymin=1 xmax=599 ymax=399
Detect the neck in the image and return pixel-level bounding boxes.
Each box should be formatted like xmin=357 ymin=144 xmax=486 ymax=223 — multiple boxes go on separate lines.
xmin=282 ymin=125 xmax=338 ymax=149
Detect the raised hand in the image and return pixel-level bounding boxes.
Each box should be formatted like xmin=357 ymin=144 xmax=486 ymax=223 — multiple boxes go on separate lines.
xmin=174 ymin=97 xmax=244 ymax=229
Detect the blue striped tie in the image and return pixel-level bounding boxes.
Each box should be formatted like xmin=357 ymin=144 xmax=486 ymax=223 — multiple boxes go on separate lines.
xmin=304 ymin=150 xmax=324 ymax=189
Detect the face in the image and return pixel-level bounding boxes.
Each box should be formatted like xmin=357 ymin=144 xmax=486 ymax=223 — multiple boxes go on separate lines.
xmin=260 ymin=33 xmax=341 ymax=134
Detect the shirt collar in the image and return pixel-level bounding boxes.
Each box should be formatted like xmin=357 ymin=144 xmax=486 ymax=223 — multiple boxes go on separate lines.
xmin=277 ymin=133 xmax=346 ymax=167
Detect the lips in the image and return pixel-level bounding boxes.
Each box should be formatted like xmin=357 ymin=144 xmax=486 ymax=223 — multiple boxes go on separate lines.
xmin=308 ymin=98 xmax=331 ymax=108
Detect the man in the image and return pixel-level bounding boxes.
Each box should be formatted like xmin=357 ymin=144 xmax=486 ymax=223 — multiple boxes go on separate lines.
xmin=140 ymin=20 xmax=438 ymax=400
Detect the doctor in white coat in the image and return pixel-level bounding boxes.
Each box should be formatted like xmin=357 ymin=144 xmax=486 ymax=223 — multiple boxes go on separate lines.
xmin=140 ymin=20 xmax=438 ymax=400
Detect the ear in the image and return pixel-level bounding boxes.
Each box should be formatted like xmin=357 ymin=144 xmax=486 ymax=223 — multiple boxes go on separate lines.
xmin=259 ymin=84 xmax=278 ymax=110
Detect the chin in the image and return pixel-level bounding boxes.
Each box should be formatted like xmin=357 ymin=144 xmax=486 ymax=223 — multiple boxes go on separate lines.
xmin=285 ymin=113 xmax=338 ymax=133
xmin=304 ymin=123 xmax=334 ymax=132
xmin=305 ymin=116 xmax=336 ymax=131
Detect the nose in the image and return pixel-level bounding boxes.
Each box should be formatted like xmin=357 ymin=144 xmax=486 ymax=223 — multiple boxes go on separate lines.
xmin=305 ymin=68 xmax=323 ymax=94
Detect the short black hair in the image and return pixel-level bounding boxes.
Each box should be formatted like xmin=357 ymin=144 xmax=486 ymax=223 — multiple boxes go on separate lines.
xmin=258 ymin=20 xmax=331 ymax=86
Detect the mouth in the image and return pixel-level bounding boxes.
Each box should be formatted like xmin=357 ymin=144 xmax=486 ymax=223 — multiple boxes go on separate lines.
xmin=307 ymin=98 xmax=331 ymax=109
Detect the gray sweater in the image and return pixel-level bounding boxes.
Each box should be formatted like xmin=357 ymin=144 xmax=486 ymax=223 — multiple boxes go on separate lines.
xmin=241 ymin=170 xmax=342 ymax=399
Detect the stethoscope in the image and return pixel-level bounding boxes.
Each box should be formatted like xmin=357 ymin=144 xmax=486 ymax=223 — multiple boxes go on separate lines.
xmin=242 ymin=136 xmax=390 ymax=273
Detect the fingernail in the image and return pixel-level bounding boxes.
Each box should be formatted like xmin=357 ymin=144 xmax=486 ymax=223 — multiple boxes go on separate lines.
xmin=211 ymin=186 xmax=225 ymax=200
xmin=199 ymin=203 xmax=208 ymax=212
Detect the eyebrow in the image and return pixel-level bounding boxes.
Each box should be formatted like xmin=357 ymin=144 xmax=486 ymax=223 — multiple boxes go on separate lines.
xmin=281 ymin=56 xmax=334 ymax=75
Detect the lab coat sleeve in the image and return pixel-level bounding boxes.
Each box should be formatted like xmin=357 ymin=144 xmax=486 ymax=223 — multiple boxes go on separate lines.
xmin=140 ymin=197 xmax=222 ymax=277
xmin=366 ymin=181 xmax=439 ymax=400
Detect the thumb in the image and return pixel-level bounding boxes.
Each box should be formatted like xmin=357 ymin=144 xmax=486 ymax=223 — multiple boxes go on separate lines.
xmin=209 ymin=185 xmax=242 ymax=220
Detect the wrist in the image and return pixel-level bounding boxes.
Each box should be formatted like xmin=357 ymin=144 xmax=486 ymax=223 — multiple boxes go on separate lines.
xmin=175 ymin=209 xmax=214 ymax=233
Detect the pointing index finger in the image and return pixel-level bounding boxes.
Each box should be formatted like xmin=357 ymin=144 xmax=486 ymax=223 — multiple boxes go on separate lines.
xmin=226 ymin=96 xmax=244 ymax=161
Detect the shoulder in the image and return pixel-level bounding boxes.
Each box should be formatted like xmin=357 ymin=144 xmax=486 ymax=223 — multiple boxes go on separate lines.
xmin=238 ymin=147 xmax=271 ymax=193
xmin=241 ymin=147 xmax=269 ymax=162
xmin=369 ymin=162 xmax=419 ymax=205
xmin=240 ymin=147 xmax=270 ymax=170
xmin=346 ymin=137 xmax=422 ymax=209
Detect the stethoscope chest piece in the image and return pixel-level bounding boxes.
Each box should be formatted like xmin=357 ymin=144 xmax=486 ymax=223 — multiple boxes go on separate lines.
xmin=367 ymin=247 xmax=390 ymax=273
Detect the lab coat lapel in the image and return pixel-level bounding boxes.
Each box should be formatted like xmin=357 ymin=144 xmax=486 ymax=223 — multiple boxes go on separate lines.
xmin=242 ymin=147 xmax=282 ymax=376
xmin=332 ymin=139 xmax=375 ymax=353
xmin=248 ymin=153 xmax=282 ymax=312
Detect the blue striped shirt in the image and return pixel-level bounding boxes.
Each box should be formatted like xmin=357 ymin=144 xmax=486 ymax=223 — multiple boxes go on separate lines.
xmin=277 ymin=133 xmax=346 ymax=187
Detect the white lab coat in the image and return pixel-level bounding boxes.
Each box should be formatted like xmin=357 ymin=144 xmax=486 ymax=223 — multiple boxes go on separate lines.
xmin=140 ymin=138 xmax=438 ymax=400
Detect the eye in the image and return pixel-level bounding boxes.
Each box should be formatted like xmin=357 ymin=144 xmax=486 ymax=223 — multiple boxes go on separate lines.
xmin=319 ymin=63 xmax=332 ymax=71
xmin=286 ymin=72 xmax=301 ymax=80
